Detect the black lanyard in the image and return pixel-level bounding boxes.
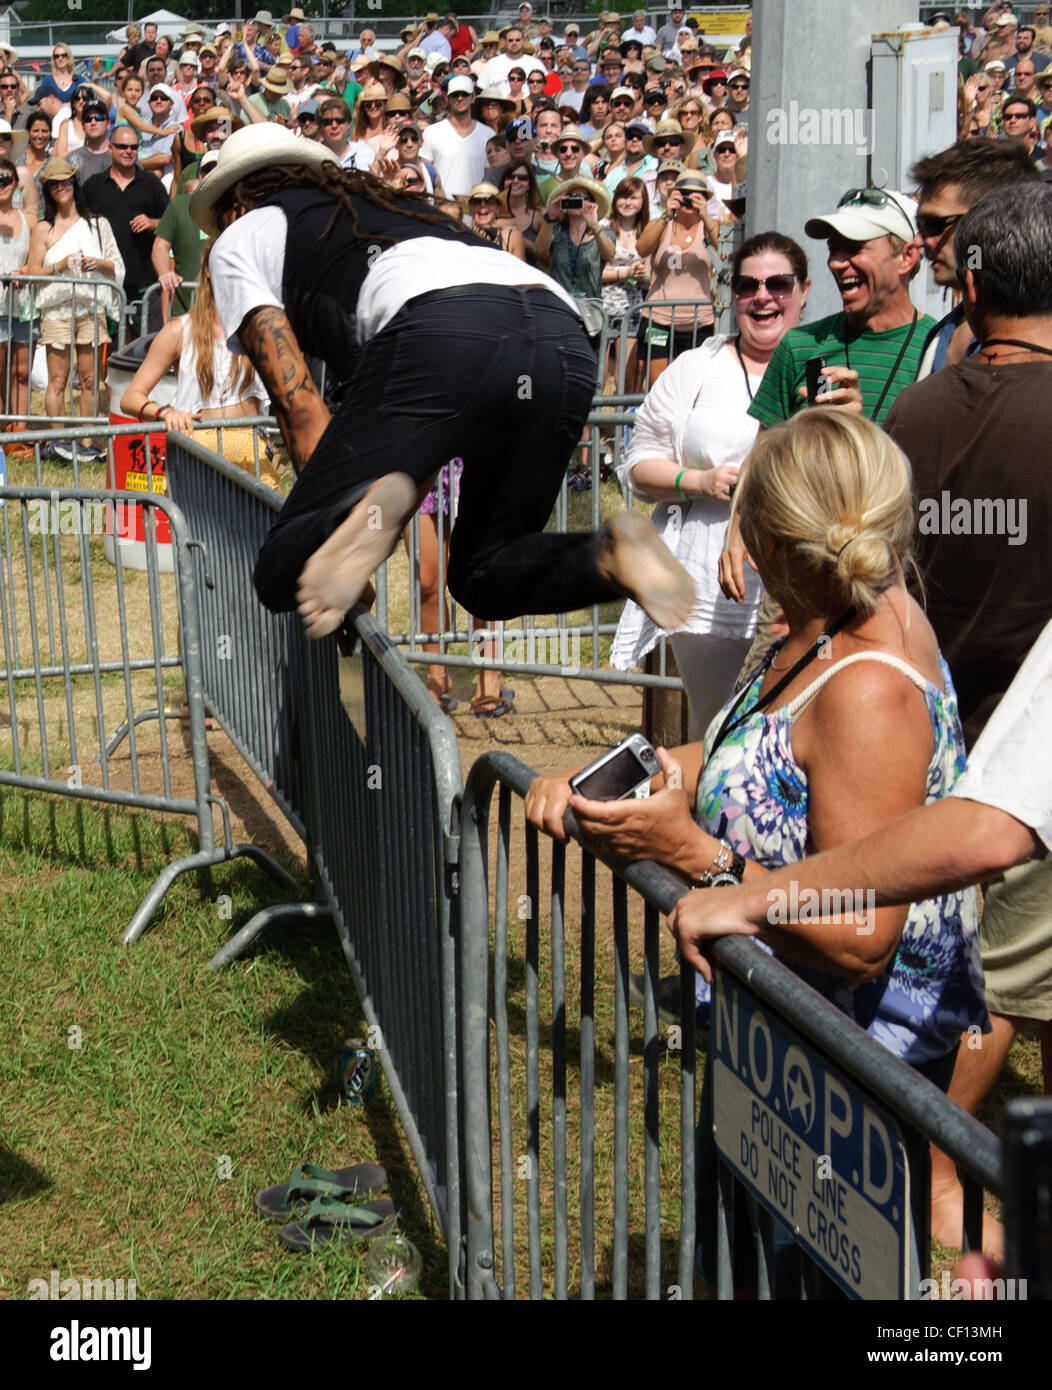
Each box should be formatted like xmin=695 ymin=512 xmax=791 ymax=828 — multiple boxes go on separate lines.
xmin=707 ymin=606 xmax=858 ymax=760
xmin=843 ymin=309 xmax=918 ymax=422
xmin=734 ymin=335 xmax=755 ymax=401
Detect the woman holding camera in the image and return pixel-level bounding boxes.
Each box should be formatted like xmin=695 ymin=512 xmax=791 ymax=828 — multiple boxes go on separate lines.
xmin=535 ymin=177 xmax=615 ymax=301
xmin=635 ymin=169 xmax=719 ymax=386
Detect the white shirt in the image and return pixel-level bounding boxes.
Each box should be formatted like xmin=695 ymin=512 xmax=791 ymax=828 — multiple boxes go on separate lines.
xmin=210 ymin=207 xmax=581 ymax=354
xmin=610 ymin=336 xmax=764 ymax=668
xmin=420 ymin=118 xmax=491 ymax=196
xmin=952 ymin=619 xmax=1052 ymax=850
xmin=334 ymin=139 xmax=376 ymax=172
xmin=479 ymin=52 xmax=546 ymax=97
xmin=621 ymin=23 xmax=657 ymax=45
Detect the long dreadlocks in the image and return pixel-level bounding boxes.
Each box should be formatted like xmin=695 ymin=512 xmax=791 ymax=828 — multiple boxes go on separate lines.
xmin=212 ymin=162 xmax=466 ymax=249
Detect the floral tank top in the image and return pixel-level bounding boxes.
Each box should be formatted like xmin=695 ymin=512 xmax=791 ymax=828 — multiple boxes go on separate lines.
xmin=694 ymin=644 xmax=990 ymax=1065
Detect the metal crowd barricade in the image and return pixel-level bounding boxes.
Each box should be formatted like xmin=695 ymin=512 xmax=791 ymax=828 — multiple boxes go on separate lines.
xmin=0 ymin=471 xmax=296 ymax=943
xmin=138 ymin=279 xmax=199 ymax=330
xmin=164 ymin=433 xmax=466 ymax=1294
xmin=375 ymin=280 xmax=741 ymax=694
xmin=458 ymin=750 xmax=1005 ymax=1300
xmin=0 ymin=273 xmax=128 ymax=427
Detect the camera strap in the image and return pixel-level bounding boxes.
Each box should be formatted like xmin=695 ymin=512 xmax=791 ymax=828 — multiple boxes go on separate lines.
xmin=706 ymin=605 xmax=858 ymax=760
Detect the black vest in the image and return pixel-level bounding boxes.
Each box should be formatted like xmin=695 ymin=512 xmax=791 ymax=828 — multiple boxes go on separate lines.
xmin=264 ymin=186 xmax=484 ymax=381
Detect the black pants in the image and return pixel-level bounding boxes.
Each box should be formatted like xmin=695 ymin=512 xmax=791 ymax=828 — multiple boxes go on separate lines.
xmin=254 ymin=285 xmax=619 ymax=620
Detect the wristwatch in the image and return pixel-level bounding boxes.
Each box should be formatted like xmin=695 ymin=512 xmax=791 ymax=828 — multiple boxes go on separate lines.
xmin=708 ymin=856 xmax=746 ymax=888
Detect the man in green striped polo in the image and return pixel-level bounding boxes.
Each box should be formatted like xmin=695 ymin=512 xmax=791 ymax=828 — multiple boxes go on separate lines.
xmin=748 ymin=188 xmax=934 ymax=430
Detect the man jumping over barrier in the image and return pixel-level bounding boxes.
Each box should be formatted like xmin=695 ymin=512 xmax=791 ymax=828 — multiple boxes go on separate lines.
xmin=190 ymin=125 xmax=694 ymax=637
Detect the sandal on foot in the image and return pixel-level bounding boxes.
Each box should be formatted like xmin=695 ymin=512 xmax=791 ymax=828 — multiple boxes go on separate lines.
xmin=255 ymin=1161 xmax=389 ymax=1223
xmin=278 ymin=1195 xmax=400 ymax=1252
xmin=468 ymin=694 xmax=514 ymax=718
xmin=438 ymin=692 xmax=459 ymax=713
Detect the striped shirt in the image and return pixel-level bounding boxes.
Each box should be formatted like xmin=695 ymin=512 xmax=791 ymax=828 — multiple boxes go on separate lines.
xmin=748 ymin=309 xmax=935 ymax=429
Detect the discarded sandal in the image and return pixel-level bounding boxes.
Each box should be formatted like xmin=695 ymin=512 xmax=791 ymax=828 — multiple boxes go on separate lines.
xmin=278 ymin=1195 xmax=400 ymax=1252
xmin=255 ymin=1161 xmax=389 ymax=1223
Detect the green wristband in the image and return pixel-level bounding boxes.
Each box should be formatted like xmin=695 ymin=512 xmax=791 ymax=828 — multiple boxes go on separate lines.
xmin=674 ymin=468 xmax=688 ymax=499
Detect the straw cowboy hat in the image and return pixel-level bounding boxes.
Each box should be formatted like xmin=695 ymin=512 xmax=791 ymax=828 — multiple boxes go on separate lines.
xmin=644 ymin=118 xmax=696 ymax=156
xmin=283 ymin=7 xmax=307 ymax=22
xmin=368 ymin=55 xmax=407 ymax=89
xmin=357 ymin=81 xmax=388 ymax=104
xmin=545 ymin=176 xmax=612 ymax=221
xmin=472 ymin=86 xmax=516 ymax=118
xmin=455 ymin=181 xmax=510 ymax=214
xmin=190 ymin=123 xmax=339 ymax=237
xmin=261 ymin=66 xmax=293 ymax=96
xmin=190 ymin=105 xmax=245 ymax=139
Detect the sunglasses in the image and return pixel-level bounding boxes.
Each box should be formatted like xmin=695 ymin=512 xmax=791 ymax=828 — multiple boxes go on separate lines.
xmin=0 ymin=82 xmax=18 ymax=89
xmin=528 ymin=75 xmax=545 ymax=83
xmin=53 ymin=51 xmax=70 ymax=59
xmin=837 ymin=187 xmax=914 ymax=236
xmin=556 ymin=142 xmax=583 ymax=153
xmin=398 ymin=131 xmax=419 ymax=141
xmin=654 ymin=137 xmax=683 ymax=146
xmin=916 ymin=211 xmax=964 ymax=238
xmin=0 ymin=173 xmax=13 ymax=187
xmin=507 ymin=171 xmax=530 ymax=181
xmin=83 ymin=112 xmax=107 ymax=122
xmin=47 ymin=177 xmax=74 ymax=189
xmin=321 ymin=116 xmax=348 ymax=125
xmin=363 ymin=99 xmax=385 ymax=108
xmin=113 ymin=142 xmax=140 ymax=150
xmin=732 ymin=274 xmax=797 ymax=298
xmin=611 ymin=98 xmax=633 ymax=106
xmin=729 ymin=82 xmax=749 ymax=91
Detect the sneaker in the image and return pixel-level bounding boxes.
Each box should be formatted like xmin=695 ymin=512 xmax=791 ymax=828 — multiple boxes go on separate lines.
xmin=73 ymin=444 xmax=105 ymax=463
xmin=42 ymin=440 xmax=75 ymax=463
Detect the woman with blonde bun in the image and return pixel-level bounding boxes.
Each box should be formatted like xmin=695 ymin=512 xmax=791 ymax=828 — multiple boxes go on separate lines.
xmin=530 ymin=408 xmax=986 ymax=1083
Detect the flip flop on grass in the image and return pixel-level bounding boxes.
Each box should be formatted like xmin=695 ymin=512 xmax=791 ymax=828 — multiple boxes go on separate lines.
xmin=278 ymin=1195 xmax=401 ymax=1253
xmin=255 ymin=1162 xmax=388 ymax=1223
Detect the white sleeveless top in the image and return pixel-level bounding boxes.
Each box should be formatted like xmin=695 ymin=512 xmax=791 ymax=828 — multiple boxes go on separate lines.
xmin=171 ymin=315 xmax=267 ymax=414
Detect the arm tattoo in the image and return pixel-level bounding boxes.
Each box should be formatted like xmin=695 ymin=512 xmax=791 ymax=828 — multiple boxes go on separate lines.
xmin=240 ymin=305 xmax=331 ymax=473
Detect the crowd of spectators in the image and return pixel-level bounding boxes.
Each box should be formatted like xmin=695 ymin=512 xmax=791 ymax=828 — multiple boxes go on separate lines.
xmin=0 ymin=5 xmax=1047 ymax=1264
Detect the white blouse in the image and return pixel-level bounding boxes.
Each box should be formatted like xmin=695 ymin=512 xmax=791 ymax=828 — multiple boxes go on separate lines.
xmin=610 ymin=334 xmax=765 ymax=669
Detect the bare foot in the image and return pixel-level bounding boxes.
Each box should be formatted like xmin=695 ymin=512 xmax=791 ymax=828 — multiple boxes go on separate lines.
xmin=297 ymin=474 xmax=416 ymax=639
xmin=931 ymin=1174 xmax=1005 ymax=1259
xmin=599 ymin=510 xmax=694 ymax=630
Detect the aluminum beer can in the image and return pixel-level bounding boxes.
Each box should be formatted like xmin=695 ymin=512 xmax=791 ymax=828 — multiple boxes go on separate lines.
xmin=340 ymin=1037 xmax=376 ymax=1104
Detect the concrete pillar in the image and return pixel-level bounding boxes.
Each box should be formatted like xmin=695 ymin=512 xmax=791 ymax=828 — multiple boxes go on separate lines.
xmin=749 ymin=0 xmax=918 ymax=321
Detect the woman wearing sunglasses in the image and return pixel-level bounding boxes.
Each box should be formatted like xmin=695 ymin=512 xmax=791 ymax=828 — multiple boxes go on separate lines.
xmin=395 ymin=124 xmax=443 ymax=198
xmin=963 ymin=71 xmax=997 ymax=136
xmin=351 ymin=81 xmax=389 ymax=152
xmin=34 ymin=45 xmax=79 ymax=106
xmin=506 ymin=66 xmax=528 ymax=115
xmin=0 ymin=158 xmax=36 ymax=434
xmin=26 ymin=159 xmax=124 ymax=463
xmin=496 ymin=159 xmax=543 ymax=260
xmin=460 ymin=182 xmax=525 ymax=260
xmin=608 ymin=232 xmax=811 ymax=737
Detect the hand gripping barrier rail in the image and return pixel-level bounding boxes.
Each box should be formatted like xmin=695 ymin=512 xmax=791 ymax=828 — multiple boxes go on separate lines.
xmin=0 ymin=475 xmax=297 ymax=943
xmin=457 ymin=751 xmax=1006 ymax=1300
xmin=163 ymin=433 xmax=466 ymax=1296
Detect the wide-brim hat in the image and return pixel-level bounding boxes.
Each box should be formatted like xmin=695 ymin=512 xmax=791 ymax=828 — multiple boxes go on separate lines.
xmin=180 ymin=23 xmax=204 ymax=39
xmin=253 ymin=9 xmax=275 ymax=25
xmin=40 ymin=156 xmax=76 ymax=183
xmin=552 ymin=123 xmax=590 ymax=151
xmin=546 ymin=176 xmax=612 ymax=220
xmin=472 ymin=86 xmax=516 ymax=116
xmin=655 ymin=158 xmax=686 ymax=176
xmin=456 ymin=181 xmax=510 ymax=213
xmin=368 ymin=55 xmax=406 ymax=88
xmin=0 ymin=44 xmax=18 ymax=64
xmin=804 ymin=190 xmax=918 ymax=243
xmin=644 ymin=118 xmax=695 ymax=155
xmin=190 ymin=123 xmax=340 ymax=237
xmin=620 ymin=39 xmax=644 ymax=57
xmin=481 ymin=30 xmax=500 ymax=44
xmin=357 ymin=81 xmax=388 ymax=103
xmin=284 ymin=8 xmax=307 ymax=22
xmin=190 ymin=105 xmax=245 ymax=138
xmin=261 ymin=66 xmax=293 ymax=95
xmin=386 ymin=92 xmax=412 ymax=113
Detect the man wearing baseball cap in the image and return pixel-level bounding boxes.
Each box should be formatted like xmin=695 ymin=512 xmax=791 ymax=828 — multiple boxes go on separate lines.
xmin=720 ymin=187 xmax=936 ymax=630
xmin=189 ymin=125 xmax=692 ymax=646
xmin=748 ymin=188 xmax=933 ymax=430
xmin=420 ymin=74 xmax=491 ymax=196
